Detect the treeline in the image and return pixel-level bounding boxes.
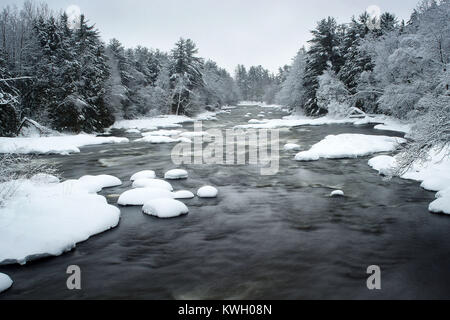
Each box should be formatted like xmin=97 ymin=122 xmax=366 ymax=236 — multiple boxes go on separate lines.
xmin=234 ymin=64 xmax=288 ymax=103
xmin=0 ymin=1 xmax=239 ymax=136
xmin=273 ymin=0 xmax=449 ymax=161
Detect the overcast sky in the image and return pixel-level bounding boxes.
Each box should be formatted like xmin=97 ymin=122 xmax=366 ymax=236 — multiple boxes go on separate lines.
xmin=1 ymin=0 xmax=420 ymax=74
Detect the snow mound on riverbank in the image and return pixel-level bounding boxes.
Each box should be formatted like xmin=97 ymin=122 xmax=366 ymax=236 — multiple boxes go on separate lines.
xmin=0 ymin=134 xmax=129 ymax=155
xmin=295 ymin=134 xmax=406 ymax=161
xmin=118 ymin=188 xmax=175 ymax=206
xmin=132 ymin=179 xmax=173 ymax=191
xmin=111 ymin=115 xmax=193 ymax=131
xmin=0 ymin=178 xmax=120 ymax=265
xmin=143 ymin=199 xmax=189 ymax=218
xmin=0 ymin=273 xmax=12 ymax=293
xmin=369 ymin=148 xmax=450 ymax=214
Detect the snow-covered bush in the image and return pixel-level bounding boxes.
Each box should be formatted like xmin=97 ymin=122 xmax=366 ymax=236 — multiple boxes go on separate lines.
xmin=276 ymin=49 xmax=307 ymax=109
xmin=316 ymin=69 xmax=350 ymax=117
xmin=0 ymin=154 xmax=58 ymax=207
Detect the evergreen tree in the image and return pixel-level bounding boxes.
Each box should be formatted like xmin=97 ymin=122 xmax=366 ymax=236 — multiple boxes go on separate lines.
xmin=303 ymin=17 xmax=341 ymax=115
xmin=169 ymin=38 xmax=204 ymax=115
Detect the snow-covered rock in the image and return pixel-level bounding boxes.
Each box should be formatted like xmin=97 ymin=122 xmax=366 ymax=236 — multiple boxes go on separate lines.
xmin=295 ymin=134 xmax=406 ymax=161
xmin=118 ymin=188 xmax=174 ymax=206
xmin=179 ymin=131 xmax=210 ymax=138
xmin=111 ymin=115 xmax=193 ymax=131
xmin=135 ymin=136 xmax=179 ymax=144
xmin=0 ymin=134 xmax=129 ymax=155
xmin=284 ymin=144 xmax=301 ymax=151
xmin=173 ymin=190 xmax=195 ymax=199
xmin=130 ymin=170 xmax=156 ymax=181
xmin=132 ymin=179 xmax=173 ymax=191
xmin=142 ymin=199 xmax=189 ymax=218
xmin=57 ymin=175 xmax=122 ymax=195
xmin=368 ymin=155 xmax=397 ymax=176
xmin=248 ymin=119 xmax=268 ymax=124
xmin=0 ymin=273 xmax=13 ymax=293
xmin=126 ymin=129 xmax=141 ymax=134
xmin=197 ymin=186 xmax=218 ymax=198
xmin=330 ymin=190 xmax=345 ymax=197
xmin=164 ymin=169 xmax=188 ymax=180
xmin=141 ymin=130 xmax=182 ymax=137
xmin=373 ymin=119 xmax=411 ymax=134
xmin=0 ymin=179 xmax=120 ymax=265
xmin=78 ymin=175 xmax=122 ymax=191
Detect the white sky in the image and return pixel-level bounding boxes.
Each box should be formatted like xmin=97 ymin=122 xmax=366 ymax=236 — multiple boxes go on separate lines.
xmin=1 ymin=0 xmax=420 ymax=74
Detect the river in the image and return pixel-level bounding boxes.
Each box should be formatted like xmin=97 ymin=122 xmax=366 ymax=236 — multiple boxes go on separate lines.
xmin=1 ymin=105 xmax=450 ymax=300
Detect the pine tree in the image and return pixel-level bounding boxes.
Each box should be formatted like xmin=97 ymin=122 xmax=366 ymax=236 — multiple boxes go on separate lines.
xmin=303 ymin=17 xmax=342 ymax=115
xmin=169 ymin=38 xmax=204 ymax=115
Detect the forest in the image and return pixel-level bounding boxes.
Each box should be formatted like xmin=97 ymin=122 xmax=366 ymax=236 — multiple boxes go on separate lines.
xmin=0 ymin=0 xmax=449 ymax=165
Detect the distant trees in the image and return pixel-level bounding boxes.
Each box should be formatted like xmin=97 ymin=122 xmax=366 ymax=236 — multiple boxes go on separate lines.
xmin=234 ymin=64 xmax=279 ymax=102
xmin=105 ymin=37 xmax=238 ymax=119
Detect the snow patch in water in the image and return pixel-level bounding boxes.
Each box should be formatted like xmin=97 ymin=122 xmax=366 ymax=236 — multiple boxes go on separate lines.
xmin=132 ymin=179 xmax=173 ymax=191
xmin=295 ymin=134 xmax=405 ymax=161
xmin=197 ymin=186 xmax=218 ymax=198
xmin=118 ymin=188 xmax=174 ymax=206
xmin=165 ymin=169 xmax=188 ymax=180
xmin=0 ymin=273 xmax=13 ymax=293
xmin=142 ymin=199 xmax=189 ymax=219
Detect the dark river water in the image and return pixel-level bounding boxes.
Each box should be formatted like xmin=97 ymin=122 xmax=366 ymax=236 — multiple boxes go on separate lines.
xmin=1 ymin=106 xmax=450 ymax=300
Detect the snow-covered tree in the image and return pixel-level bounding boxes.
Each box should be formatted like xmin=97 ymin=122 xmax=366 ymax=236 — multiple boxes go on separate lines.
xmin=276 ymin=48 xmax=307 ymax=109
xmin=316 ymin=68 xmax=350 ymax=117
xmin=303 ymin=17 xmax=342 ymax=115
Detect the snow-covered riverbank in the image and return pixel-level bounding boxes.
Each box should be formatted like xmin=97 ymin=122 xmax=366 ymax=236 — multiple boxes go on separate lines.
xmin=369 ymin=149 xmax=450 ymax=215
xmin=0 ymin=175 xmax=121 ymax=265
xmin=0 ymin=134 xmax=128 ymax=155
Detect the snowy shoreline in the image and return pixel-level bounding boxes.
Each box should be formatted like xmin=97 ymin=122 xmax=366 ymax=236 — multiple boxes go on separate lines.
xmin=0 ymin=175 xmax=121 ymax=265
xmin=0 ymin=134 xmax=129 ymax=155
xmin=368 ymin=149 xmax=450 ymax=215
